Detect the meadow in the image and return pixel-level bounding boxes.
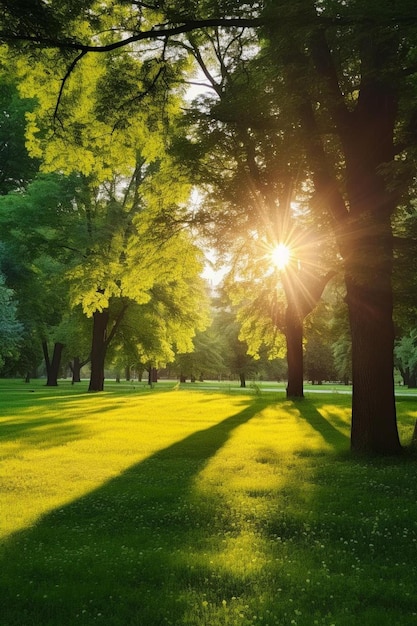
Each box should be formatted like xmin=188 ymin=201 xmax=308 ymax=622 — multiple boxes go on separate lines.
xmin=1 ymin=378 xmax=417 ymax=625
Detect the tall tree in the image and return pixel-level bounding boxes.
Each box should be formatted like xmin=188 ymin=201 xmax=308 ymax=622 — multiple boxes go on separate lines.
xmin=260 ymin=0 xmax=417 ymax=452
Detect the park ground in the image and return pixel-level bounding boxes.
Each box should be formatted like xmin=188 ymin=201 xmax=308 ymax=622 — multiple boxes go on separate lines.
xmin=1 ymin=379 xmax=417 ymax=625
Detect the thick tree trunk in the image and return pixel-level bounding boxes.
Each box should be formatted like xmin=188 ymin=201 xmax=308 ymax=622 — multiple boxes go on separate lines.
xmin=347 ymin=277 xmax=400 ymax=453
xmin=43 ymin=341 xmax=64 ymax=386
xmin=285 ymin=307 xmax=304 ymax=398
xmin=239 ymin=372 xmax=246 ymax=388
xmin=344 ymin=210 xmax=401 ymax=454
xmin=88 ymin=309 xmax=109 ymax=392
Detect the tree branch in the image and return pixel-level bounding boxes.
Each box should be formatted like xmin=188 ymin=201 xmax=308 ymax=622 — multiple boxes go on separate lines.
xmin=53 ymin=50 xmax=87 ymax=122
xmin=0 ymin=18 xmax=261 ymax=53
xmin=106 ymin=302 xmax=130 ymax=346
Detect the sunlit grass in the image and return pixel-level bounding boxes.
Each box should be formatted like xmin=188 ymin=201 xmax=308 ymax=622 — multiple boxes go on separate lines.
xmin=1 ymin=379 xmax=417 ymax=625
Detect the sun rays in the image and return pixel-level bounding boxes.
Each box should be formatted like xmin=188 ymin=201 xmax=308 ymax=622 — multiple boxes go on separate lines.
xmin=270 ymin=243 xmax=291 ymax=270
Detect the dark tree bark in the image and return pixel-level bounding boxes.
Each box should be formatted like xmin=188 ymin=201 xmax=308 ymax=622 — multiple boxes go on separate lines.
xmin=88 ymin=309 xmax=109 ymax=392
xmin=239 ymin=372 xmax=246 ymax=388
xmin=71 ymin=357 xmax=81 ymax=383
xmin=344 ymin=213 xmax=400 ymax=453
xmin=88 ymin=301 xmax=129 ymax=392
xmin=408 ymin=372 xmax=417 ymax=389
xmin=339 ymin=72 xmax=402 ymax=453
xmin=42 ymin=341 xmax=64 ymax=386
xmin=69 ymin=355 xmax=89 ymax=383
xmin=285 ymin=307 xmax=304 ymax=398
xmin=282 ymin=269 xmax=335 ymax=399
xmin=147 ymin=367 xmax=158 ymax=385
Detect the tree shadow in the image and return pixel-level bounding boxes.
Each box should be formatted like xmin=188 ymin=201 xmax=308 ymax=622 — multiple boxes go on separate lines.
xmin=0 ymin=397 xmax=272 ymax=625
xmin=2 ymin=393 xmax=415 ymax=625
xmin=294 ymin=398 xmax=350 ymax=452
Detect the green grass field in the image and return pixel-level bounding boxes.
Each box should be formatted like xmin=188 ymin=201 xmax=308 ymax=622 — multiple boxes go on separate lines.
xmin=1 ymin=379 xmax=417 ymax=625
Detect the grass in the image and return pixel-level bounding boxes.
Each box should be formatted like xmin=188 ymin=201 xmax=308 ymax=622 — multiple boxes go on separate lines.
xmin=1 ymin=378 xmax=417 ymax=625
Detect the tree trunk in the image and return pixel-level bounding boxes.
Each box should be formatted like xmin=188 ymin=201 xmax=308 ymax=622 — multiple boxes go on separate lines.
xmin=43 ymin=341 xmax=64 ymax=386
xmin=347 ymin=278 xmax=400 ymax=454
xmin=344 ymin=208 xmax=401 ymax=454
xmin=88 ymin=309 xmax=109 ymax=392
xmin=239 ymin=372 xmax=246 ymax=388
xmin=408 ymin=370 xmax=417 ymax=389
xmin=285 ymin=307 xmax=304 ymax=398
xmin=71 ymin=357 xmax=82 ymax=383
xmin=147 ymin=367 xmax=158 ymax=385
xmin=125 ymin=366 xmax=131 ymax=381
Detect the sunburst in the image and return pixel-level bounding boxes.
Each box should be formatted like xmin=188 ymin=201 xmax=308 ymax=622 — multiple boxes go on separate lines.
xmin=271 ymin=243 xmax=291 ymax=270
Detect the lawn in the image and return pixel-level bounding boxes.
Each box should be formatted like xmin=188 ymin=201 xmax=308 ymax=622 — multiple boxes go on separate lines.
xmin=1 ymin=379 xmax=417 ymax=625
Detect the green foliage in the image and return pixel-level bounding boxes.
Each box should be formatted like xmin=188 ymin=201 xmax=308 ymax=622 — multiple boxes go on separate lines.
xmin=0 ymin=172 xmax=88 ymax=374
xmin=0 ymin=76 xmax=39 ymax=193
xmin=395 ymin=331 xmax=417 ymax=387
xmin=304 ymin=299 xmax=337 ymax=383
xmin=174 ymin=323 xmax=226 ymax=379
xmin=0 ymin=273 xmax=23 ymax=368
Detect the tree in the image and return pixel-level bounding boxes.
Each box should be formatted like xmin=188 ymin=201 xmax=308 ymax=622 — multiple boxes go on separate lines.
xmin=0 ymin=172 xmax=91 ymax=381
xmin=0 ymin=272 xmax=23 ymax=370
xmin=304 ymin=300 xmax=337 ymax=384
xmin=55 ymin=308 xmax=92 ymax=383
xmin=4 ymin=35 xmax=210 ymax=391
xmin=64 ymin=161 xmax=210 ymax=392
xmin=170 ymin=25 xmax=339 ymax=397
xmin=173 ymin=324 xmax=226 ymax=382
xmin=395 ymin=332 xmax=417 ymax=388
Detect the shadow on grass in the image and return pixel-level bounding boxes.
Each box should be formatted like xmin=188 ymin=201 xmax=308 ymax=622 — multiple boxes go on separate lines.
xmin=0 ymin=397 xmax=272 ymax=626
xmin=3 ymin=391 xmax=416 ymax=626
xmin=0 ymin=393 xmax=107 ymax=449
xmin=0 ymin=414 xmax=90 ymax=448
xmin=295 ymin=398 xmax=349 ymax=452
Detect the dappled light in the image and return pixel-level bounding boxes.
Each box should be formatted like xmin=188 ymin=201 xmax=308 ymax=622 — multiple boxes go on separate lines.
xmin=1 ymin=383 xmax=417 ymax=625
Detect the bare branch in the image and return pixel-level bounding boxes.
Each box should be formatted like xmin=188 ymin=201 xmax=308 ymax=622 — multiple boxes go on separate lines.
xmin=53 ymin=50 xmax=87 ymax=122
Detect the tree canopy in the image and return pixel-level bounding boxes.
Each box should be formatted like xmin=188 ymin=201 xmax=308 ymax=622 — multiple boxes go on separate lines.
xmin=1 ymin=1 xmax=417 ymax=451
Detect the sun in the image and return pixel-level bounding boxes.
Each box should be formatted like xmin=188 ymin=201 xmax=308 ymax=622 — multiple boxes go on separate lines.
xmin=271 ymin=243 xmax=291 ymax=270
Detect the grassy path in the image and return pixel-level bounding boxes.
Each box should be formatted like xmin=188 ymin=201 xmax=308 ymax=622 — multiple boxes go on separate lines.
xmin=1 ymin=380 xmax=417 ymax=625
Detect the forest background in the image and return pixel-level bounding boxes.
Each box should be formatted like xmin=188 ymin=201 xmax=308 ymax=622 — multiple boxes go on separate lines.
xmin=1 ymin=1 xmax=417 ymax=455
